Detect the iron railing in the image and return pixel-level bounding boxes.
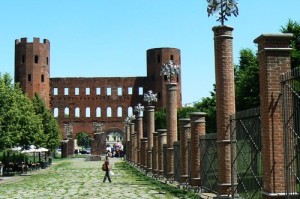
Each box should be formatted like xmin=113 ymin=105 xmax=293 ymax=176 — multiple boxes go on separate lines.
xmin=200 ymin=133 xmax=218 ymax=193
xmin=281 ymin=67 xmax=300 ymax=197
xmin=174 ymin=141 xmax=181 ymax=182
xmin=230 ymin=107 xmax=263 ymax=199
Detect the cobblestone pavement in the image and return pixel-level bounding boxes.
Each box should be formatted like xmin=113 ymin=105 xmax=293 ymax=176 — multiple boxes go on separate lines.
xmin=0 ymin=158 xmax=182 ymax=199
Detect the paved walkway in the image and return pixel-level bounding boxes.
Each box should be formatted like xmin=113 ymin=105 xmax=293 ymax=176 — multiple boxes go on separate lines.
xmin=0 ymin=158 xmax=185 ymax=199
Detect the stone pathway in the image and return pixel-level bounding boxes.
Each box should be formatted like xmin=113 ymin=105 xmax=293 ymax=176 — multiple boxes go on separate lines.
xmin=0 ymin=158 xmax=184 ymax=199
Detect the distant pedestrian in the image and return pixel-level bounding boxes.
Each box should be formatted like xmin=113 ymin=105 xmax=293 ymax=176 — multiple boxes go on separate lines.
xmin=102 ymin=156 xmax=112 ymax=183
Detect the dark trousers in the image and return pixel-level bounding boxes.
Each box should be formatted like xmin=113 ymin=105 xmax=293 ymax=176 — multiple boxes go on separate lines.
xmin=103 ymin=170 xmax=111 ymax=182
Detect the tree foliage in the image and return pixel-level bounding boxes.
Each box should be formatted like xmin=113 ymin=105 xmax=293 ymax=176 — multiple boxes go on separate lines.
xmin=76 ymin=132 xmax=91 ymax=148
xmin=235 ymin=48 xmax=260 ymax=111
xmin=0 ymin=73 xmax=43 ymax=150
xmin=281 ymin=19 xmax=300 ymax=69
xmin=33 ymin=94 xmax=61 ymax=153
xmin=0 ymin=73 xmax=61 ymax=152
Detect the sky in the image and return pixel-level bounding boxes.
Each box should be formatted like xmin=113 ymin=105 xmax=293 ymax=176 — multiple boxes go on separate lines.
xmin=0 ymin=1 xmax=299 ymax=105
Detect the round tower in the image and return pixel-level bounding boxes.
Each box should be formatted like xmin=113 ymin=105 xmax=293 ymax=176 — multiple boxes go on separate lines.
xmin=146 ymin=48 xmax=182 ymax=108
xmin=15 ymin=37 xmax=50 ymax=107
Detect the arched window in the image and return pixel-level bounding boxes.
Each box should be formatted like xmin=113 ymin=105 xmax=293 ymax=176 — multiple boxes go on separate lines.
xmin=64 ymin=107 xmax=69 ymax=118
xmin=54 ymin=108 xmax=59 ymax=118
xmin=86 ymin=107 xmax=90 ymax=117
xmin=128 ymin=107 xmax=133 ymax=116
xmin=34 ymin=55 xmax=39 ymax=63
xmin=107 ymin=107 xmax=112 ymax=117
xmin=117 ymin=107 xmax=122 ymax=117
xmin=96 ymin=107 xmax=101 ymax=117
xmin=75 ymin=107 xmax=80 ymax=118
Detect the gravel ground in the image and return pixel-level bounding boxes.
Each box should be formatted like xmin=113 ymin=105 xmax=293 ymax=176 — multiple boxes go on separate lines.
xmin=0 ymin=158 xmax=181 ymax=199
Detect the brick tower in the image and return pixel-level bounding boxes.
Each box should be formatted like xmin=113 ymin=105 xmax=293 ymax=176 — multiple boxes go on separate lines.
xmin=15 ymin=37 xmax=50 ymax=107
xmin=146 ymin=48 xmax=182 ymax=108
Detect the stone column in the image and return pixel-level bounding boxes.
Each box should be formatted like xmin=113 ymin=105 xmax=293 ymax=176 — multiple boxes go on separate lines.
xmin=190 ymin=112 xmax=206 ymax=186
xmin=91 ymin=132 xmax=106 ymax=155
xmin=166 ymin=83 xmax=178 ymax=178
xmin=146 ymin=106 xmax=155 ymax=172
xmin=61 ymin=140 xmax=68 ymax=158
xmin=125 ymin=124 xmax=130 ymax=161
xmin=130 ymin=122 xmax=136 ymax=163
xmin=152 ymin=132 xmax=158 ymax=174
xmin=213 ymin=25 xmax=235 ymax=196
xmin=136 ymin=116 xmax=143 ymax=166
xmin=67 ymin=138 xmax=74 ymax=156
xmin=140 ymin=138 xmax=148 ymax=170
xmin=157 ymin=129 xmax=167 ymax=176
xmin=179 ymin=118 xmax=191 ymax=183
xmin=254 ymin=34 xmax=293 ymax=198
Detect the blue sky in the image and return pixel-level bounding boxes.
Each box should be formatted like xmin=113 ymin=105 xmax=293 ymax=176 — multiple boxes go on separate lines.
xmin=0 ymin=1 xmax=299 ymax=105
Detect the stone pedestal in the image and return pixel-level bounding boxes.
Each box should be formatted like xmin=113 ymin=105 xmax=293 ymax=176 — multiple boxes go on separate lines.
xmin=179 ymin=118 xmax=190 ymax=183
xmin=61 ymin=140 xmax=68 ymax=158
xmin=157 ymin=129 xmax=167 ymax=175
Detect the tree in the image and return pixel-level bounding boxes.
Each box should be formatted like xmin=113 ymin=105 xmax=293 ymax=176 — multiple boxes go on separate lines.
xmin=0 ymin=73 xmax=44 ymax=150
xmin=32 ymin=94 xmax=61 ymax=154
xmin=281 ymin=19 xmax=300 ymax=69
xmin=234 ymin=48 xmax=260 ymax=111
xmin=155 ymin=108 xmax=167 ymax=129
xmin=76 ymin=132 xmax=91 ymax=148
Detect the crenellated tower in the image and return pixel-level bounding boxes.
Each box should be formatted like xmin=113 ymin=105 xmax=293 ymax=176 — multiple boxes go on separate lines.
xmin=146 ymin=48 xmax=182 ymax=108
xmin=15 ymin=37 xmax=50 ymax=107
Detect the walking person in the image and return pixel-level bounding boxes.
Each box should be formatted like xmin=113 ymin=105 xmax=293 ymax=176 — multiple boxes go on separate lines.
xmin=102 ymin=156 xmax=112 ymax=183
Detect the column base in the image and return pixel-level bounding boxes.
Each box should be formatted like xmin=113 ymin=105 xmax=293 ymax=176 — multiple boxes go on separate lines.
xmin=180 ymin=175 xmax=189 ymax=183
xmin=190 ymin=178 xmax=201 ymax=186
xmin=168 ymin=172 xmax=174 ymax=179
xmin=262 ymin=191 xmax=297 ymax=198
xmin=152 ymin=169 xmax=158 ymax=174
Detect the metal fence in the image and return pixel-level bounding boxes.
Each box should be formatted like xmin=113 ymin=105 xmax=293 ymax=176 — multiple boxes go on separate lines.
xmin=173 ymin=141 xmax=181 ymax=182
xmin=281 ymin=67 xmax=300 ymax=197
xmin=163 ymin=144 xmax=168 ymax=178
xmin=230 ymin=107 xmax=263 ymax=198
xmin=200 ymin=133 xmax=218 ymax=193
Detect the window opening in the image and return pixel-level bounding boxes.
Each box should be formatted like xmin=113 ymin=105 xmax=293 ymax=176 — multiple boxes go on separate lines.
xmin=34 ymin=55 xmax=39 ymax=63
xmin=54 ymin=108 xmax=59 ymax=118
xmin=96 ymin=87 xmax=101 ymax=95
xmin=54 ymin=88 xmax=58 ymax=96
xmin=64 ymin=88 xmax=69 ymax=95
xmin=107 ymin=107 xmax=112 ymax=117
xmin=138 ymin=87 xmax=143 ymax=95
xmin=128 ymin=87 xmax=133 ymax=95
xmin=64 ymin=107 xmax=69 ymax=118
xmin=107 ymin=87 xmax=111 ymax=96
xmin=117 ymin=107 xmax=122 ymax=117
xmin=86 ymin=88 xmax=90 ymax=95
xmin=75 ymin=88 xmax=79 ymax=95
xmin=96 ymin=107 xmax=101 ymax=117
xmin=75 ymin=107 xmax=80 ymax=117
xmin=86 ymin=107 xmax=90 ymax=117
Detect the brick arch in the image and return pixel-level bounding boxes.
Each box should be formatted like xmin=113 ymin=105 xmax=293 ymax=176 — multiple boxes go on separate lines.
xmin=104 ymin=127 xmax=125 ymax=137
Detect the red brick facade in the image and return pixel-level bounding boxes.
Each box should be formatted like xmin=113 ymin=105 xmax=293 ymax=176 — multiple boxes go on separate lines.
xmin=14 ymin=38 xmax=182 ymax=152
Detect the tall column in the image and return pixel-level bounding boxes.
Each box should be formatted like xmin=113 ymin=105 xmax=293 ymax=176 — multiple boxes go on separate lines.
xmin=136 ymin=116 xmax=143 ymax=166
xmin=213 ymin=25 xmax=235 ymax=196
xmin=141 ymin=138 xmax=148 ymax=170
xmin=157 ymin=129 xmax=167 ymax=176
xmin=166 ymin=83 xmax=178 ymax=178
xmin=130 ymin=122 xmax=136 ymax=164
xmin=190 ymin=112 xmax=206 ymax=186
xmin=125 ymin=124 xmax=130 ymax=161
xmin=254 ymin=34 xmax=292 ymax=198
xmin=146 ymin=106 xmax=155 ymax=172
xmin=152 ymin=132 xmax=158 ymax=174
xmin=179 ymin=118 xmax=190 ymax=183
xmin=61 ymin=140 xmax=68 ymax=158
